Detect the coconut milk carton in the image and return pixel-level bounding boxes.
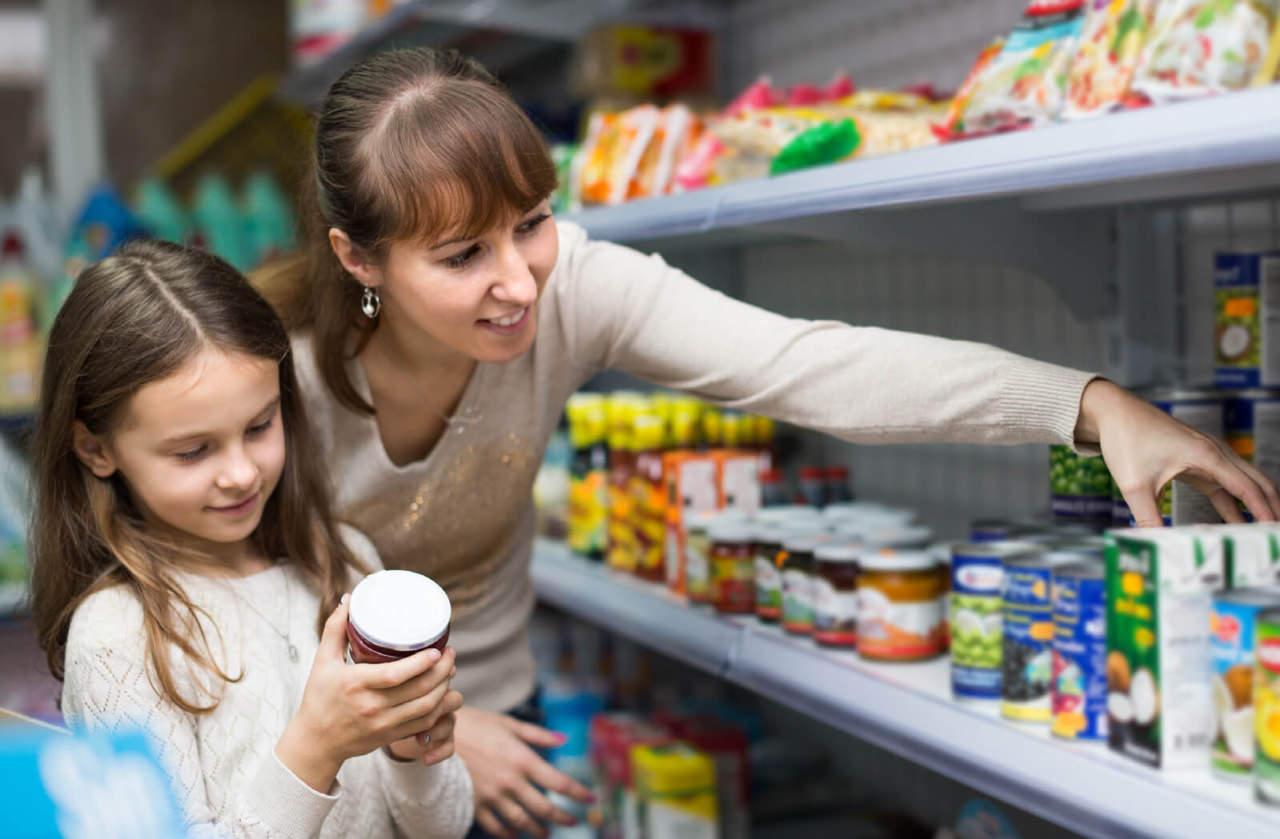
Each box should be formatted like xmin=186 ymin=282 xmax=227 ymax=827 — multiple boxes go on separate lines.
xmin=1105 ymin=529 xmax=1223 ymax=769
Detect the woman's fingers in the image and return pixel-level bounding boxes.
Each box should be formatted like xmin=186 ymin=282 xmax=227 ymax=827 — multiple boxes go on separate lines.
xmin=1207 ymin=487 xmax=1248 ymax=524
xmin=1119 ymin=481 xmax=1163 ymax=529
xmin=496 ymin=794 xmax=550 ymax=839
xmin=1183 ymin=441 xmax=1275 ymax=523
xmin=525 ymin=750 xmax=594 ymax=804
xmin=509 ymin=718 xmax=568 ymax=750
xmin=475 ymin=806 xmax=516 ymax=839
xmin=513 ymin=779 xmax=579 ymax=827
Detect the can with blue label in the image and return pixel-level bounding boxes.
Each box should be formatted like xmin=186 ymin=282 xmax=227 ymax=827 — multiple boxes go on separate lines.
xmin=1002 ymin=553 xmax=1069 ymax=722
xmin=1050 ymin=560 xmax=1107 ymax=741
xmin=1215 ymin=251 xmax=1280 ymax=389
xmin=950 ymin=542 xmax=1037 ymax=701
xmin=1224 ymin=389 xmax=1280 ymax=500
xmin=969 ymin=519 xmax=1020 ymax=543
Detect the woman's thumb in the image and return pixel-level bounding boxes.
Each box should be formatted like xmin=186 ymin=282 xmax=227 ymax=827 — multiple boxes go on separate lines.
xmin=320 ymin=594 xmax=351 ymax=658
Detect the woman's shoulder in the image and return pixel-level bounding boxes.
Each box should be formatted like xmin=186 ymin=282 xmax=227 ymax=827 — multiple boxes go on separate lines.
xmin=337 ymin=522 xmax=384 ymax=578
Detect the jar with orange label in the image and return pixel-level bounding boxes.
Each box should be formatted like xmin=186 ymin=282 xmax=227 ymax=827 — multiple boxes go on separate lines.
xmin=857 ymin=549 xmax=946 ymax=662
xmin=709 ymin=522 xmax=756 ymax=615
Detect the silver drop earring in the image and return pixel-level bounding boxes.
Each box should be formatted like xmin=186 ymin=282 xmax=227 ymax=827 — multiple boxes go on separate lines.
xmin=361 ymin=286 xmax=381 ymax=319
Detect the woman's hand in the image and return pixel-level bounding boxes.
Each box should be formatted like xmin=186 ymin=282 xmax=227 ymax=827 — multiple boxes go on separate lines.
xmin=455 ymin=706 xmax=594 ymax=839
xmin=276 ymin=596 xmax=457 ymax=792
xmin=1076 ymin=379 xmax=1280 ymax=527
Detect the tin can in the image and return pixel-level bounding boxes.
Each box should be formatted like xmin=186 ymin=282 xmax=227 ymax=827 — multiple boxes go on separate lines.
xmin=1212 ymin=589 xmax=1280 ymax=782
xmin=1002 ymin=552 xmax=1075 ymax=723
xmin=950 ymin=542 xmax=1037 ymax=701
xmin=1147 ymin=387 xmax=1226 ymax=525
xmin=1050 ymin=561 xmax=1107 ymax=741
xmin=1048 ymin=445 xmax=1113 ymax=526
xmin=1225 ymin=388 xmax=1280 ymax=491
xmin=1255 ymin=606 xmax=1280 ymax=805
xmin=1214 ymin=251 xmax=1280 ymax=389
xmin=969 ymin=519 xmax=1020 ymax=543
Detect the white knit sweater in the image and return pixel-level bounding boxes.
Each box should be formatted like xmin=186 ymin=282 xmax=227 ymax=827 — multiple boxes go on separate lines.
xmin=60 ymin=525 xmax=474 ymax=839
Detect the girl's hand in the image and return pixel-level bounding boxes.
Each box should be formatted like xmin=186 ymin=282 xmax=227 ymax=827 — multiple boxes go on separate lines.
xmin=1076 ymin=379 xmax=1280 ymax=527
xmin=275 ymin=596 xmax=456 ymax=792
xmin=384 ymin=689 xmax=464 ymax=766
xmin=455 ymin=706 xmax=594 ymax=839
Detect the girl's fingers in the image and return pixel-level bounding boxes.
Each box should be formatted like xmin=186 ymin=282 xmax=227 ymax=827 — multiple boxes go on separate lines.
xmin=357 ymin=647 xmax=444 ymax=690
xmin=317 ymin=596 xmax=352 ymax=661
xmin=388 ymin=681 xmax=451 ymax=728
xmin=380 ymin=649 xmax=456 ymax=706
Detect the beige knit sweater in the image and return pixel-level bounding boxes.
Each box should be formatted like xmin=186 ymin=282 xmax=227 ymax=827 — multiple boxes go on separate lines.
xmin=293 ymin=220 xmax=1095 ymax=712
xmin=61 ymin=525 xmax=473 ymax=839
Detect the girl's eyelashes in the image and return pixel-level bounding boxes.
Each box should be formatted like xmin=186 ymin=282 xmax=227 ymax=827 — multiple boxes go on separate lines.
xmin=247 ymin=416 xmax=274 ymax=436
xmin=176 ymin=445 xmax=207 ymax=463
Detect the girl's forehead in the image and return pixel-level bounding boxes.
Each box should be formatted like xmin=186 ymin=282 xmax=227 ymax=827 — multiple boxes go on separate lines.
xmin=117 ymin=348 xmax=279 ymax=435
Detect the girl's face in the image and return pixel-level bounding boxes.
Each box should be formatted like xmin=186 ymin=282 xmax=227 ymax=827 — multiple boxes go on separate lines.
xmin=345 ymin=201 xmax=558 ymax=364
xmin=74 ymin=348 xmax=286 ymax=560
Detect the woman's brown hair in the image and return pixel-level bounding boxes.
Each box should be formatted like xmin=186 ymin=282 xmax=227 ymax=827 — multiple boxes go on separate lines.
xmin=254 ymin=47 xmax=557 ymax=414
xmin=30 ymin=239 xmax=365 ymax=714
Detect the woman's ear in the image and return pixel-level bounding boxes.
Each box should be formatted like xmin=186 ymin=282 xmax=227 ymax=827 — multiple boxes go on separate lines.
xmin=72 ymin=421 xmax=117 ymax=479
xmin=328 ymin=228 xmax=383 ymax=288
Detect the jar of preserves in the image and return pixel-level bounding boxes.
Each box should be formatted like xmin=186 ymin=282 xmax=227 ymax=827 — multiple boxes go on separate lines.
xmin=753 ymin=524 xmax=786 ymax=623
xmin=347 ymin=570 xmax=452 ymax=664
xmin=812 ymin=543 xmax=860 ymax=648
xmin=709 ymin=521 xmax=756 ymax=615
xmin=857 ymin=549 xmax=946 ymax=662
xmin=781 ymin=534 xmax=829 ymax=636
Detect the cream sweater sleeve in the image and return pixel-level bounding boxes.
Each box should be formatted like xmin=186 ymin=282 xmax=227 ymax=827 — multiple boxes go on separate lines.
xmin=550 ymin=222 xmax=1096 ymax=446
xmin=61 ymin=587 xmax=340 ymax=839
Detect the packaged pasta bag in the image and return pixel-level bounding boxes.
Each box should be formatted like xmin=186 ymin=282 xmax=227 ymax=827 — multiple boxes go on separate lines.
xmin=576 ymin=106 xmax=661 ymax=205
xmin=1131 ymin=0 xmax=1279 ymax=104
xmin=1062 ymin=0 xmax=1159 ymax=119
xmin=934 ymin=37 xmax=1006 ymax=140
xmin=953 ymin=0 xmax=1088 ymax=136
xmin=831 ymin=91 xmax=944 ymax=158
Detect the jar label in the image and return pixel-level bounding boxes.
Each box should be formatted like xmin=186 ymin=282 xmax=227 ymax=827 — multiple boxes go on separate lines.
xmin=686 ymin=539 xmax=710 ymax=598
xmin=857 ymin=587 xmax=944 ymax=658
xmin=813 ymin=578 xmax=858 ymax=626
xmin=782 ymin=569 xmax=814 ymax=629
xmin=755 ymin=557 xmax=782 ymax=612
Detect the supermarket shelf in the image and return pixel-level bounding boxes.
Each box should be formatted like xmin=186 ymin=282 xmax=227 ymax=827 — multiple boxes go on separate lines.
xmin=564 ymin=86 xmax=1280 ymax=247
xmin=532 ymin=540 xmax=1280 ymax=839
xmin=278 ymin=0 xmax=727 ymax=107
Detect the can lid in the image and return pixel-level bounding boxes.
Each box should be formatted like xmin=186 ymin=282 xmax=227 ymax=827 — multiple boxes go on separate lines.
xmin=349 ymin=570 xmax=451 ymax=651
xmin=756 ymin=505 xmax=823 ymax=523
xmin=814 ymin=543 xmax=861 ymax=563
xmin=1045 ymin=548 xmax=1105 ymax=566
xmin=950 ymin=541 xmax=1042 ymax=562
xmin=859 ymin=549 xmax=938 ymax=572
xmin=1216 ymin=587 xmax=1280 ymax=607
xmin=1053 ymin=560 xmax=1104 ymax=581
xmin=858 ymin=525 xmax=934 ymax=548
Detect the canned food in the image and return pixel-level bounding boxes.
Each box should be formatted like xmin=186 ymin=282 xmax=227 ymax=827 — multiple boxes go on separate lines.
xmin=1050 ymin=560 xmax=1107 ymax=741
xmin=1002 ymin=552 xmax=1077 ymax=723
xmin=1224 ymin=388 xmax=1280 ymax=491
xmin=1049 ymin=445 xmax=1113 ymax=526
xmin=950 ymin=542 xmax=1038 ymax=701
xmin=969 ymin=519 xmax=1021 ymax=543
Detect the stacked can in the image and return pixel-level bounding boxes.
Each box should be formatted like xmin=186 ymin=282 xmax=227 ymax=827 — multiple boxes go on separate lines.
xmin=950 ymin=542 xmax=1037 ymax=701
xmin=1050 ymin=560 xmax=1107 ymax=741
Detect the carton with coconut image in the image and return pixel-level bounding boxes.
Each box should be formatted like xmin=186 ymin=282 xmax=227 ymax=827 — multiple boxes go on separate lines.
xmin=1106 ymin=529 xmax=1223 ymax=769
xmin=1214 ymin=251 xmax=1280 ymax=389
xmin=1210 ymin=589 xmax=1280 ymax=781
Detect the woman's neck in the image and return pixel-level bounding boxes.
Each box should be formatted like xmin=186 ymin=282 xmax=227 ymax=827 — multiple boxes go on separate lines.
xmin=363 ymin=306 xmax=474 ymax=383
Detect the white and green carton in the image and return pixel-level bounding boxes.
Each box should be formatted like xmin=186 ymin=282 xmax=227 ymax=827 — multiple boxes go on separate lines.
xmin=1106 ymin=528 xmax=1224 ymax=769
xmin=1203 ymin=524 xmax=1280 ymax=588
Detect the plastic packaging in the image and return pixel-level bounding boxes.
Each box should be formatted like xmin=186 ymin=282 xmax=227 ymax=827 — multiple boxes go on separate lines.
xmin=1062 ymin=0 xmax=1159 ymax=119
xmin=1131 ymin=0 xmax=1279 ymax=105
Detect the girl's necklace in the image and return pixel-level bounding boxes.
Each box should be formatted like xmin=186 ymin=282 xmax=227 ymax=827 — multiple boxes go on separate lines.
xmin=231 ymin=567 xmax=299 ymax=662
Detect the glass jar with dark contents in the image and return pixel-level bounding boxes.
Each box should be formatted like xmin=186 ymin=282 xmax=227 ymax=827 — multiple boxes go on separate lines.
xmin=781 ymin=534 xmax=829 ymax=636
xmin=347 ymin=570 xmax=452 ymax=663
xmin=812 ymin=543 xmax=860 ymax=648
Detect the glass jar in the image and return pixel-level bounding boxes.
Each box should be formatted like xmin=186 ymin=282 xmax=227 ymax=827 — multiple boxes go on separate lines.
xmin=683 ymin=511 xmax=722 ymax=605
xmin=709 ymin=522 xmax=756 ymax=615
xmin=753 ymin=524 xmax=785 ymax=623
xmin=347 ymin=570 xmax=452 ymax=663
xmin=856 ymin=549 xmax=946 ymax=662
xmin=781 ymin=534 xmax=829 ymax=636
xmin=812 ymin=543 xmax=860 ymax=648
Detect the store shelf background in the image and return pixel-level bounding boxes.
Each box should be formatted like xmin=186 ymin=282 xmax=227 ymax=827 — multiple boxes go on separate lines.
xmin=638 ymin=0 xmax=1280 ymax=537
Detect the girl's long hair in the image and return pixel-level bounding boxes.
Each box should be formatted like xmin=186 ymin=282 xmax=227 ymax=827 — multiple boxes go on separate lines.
xmin=31 ymin=239 xmax=365 ymax=713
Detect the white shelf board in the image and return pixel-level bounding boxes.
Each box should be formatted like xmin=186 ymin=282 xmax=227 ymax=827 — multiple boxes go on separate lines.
xmin=531 ymin=540 xmax=1280 ymax=839
xmin=564 ymin=86 xmax=1280 ymax=246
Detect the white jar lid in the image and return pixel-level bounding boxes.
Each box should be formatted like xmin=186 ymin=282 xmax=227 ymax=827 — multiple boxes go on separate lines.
xmin=350 ymin=570 xmax=451 ymax=651
xmin=859 ymin=549 xmax=938 ymax=572
xmin=783 ymin=533 xmax=833 ymax=553
xmin=814 ymin=543 xmax=862 ymax=563
xmin=708 ymin=522 xmax=755 ymax=544
xmin=756 ymin=505 xmax=824 ymax=523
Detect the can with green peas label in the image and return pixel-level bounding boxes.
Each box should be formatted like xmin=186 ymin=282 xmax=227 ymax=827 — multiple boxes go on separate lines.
xmin=1049 ymin=445 xmax=1113 ymax=526
xmin=950 ymin=542 xmax=1040 ymax=701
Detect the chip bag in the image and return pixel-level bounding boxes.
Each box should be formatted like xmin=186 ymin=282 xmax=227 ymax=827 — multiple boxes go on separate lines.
xmin=954 ymin=0 xmax=1087 ymax=136
xmin=1131 ymin=0 xmax=1279 ymax=104
xmin=1062 ymin=0 xmax=1159 ymax=119
xmin=576 ymin=106 xmax=661 ymax=205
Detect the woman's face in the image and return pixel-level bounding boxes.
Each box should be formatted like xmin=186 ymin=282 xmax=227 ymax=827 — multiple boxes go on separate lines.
xmin=373 ymin=201 xmax=558 ymax=364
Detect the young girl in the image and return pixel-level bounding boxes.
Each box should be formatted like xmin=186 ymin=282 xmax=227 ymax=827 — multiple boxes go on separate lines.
xmin=30 ymin=240 xmax=473 ymax=838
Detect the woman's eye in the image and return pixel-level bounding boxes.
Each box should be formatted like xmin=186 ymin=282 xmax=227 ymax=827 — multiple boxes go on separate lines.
xmin=517 ymin=213 xmax=550 ymax=236
xmin=443 ymin=244 xmax=481 ymax=268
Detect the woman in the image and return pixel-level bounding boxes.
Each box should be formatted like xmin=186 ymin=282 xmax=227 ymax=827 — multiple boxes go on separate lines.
xmin=258 ymin=48 xmax=1279 ymax=838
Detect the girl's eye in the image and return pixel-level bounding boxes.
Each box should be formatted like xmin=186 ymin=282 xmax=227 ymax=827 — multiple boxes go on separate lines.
xmin=443 ymin=244 xmax=482 ymax=269
xmin=517 ymin=213 xmax=551 ymax=237
xmin=176 ymin=446 xmax=206 ymax=463
xmin=247 ymin=417 xmax=274 ymax=436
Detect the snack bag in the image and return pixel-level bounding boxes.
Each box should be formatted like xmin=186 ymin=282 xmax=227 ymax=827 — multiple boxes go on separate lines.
xmin=1258 ymin=16 xmax=1280 ymax=82
xmin=577 ymin=106 xmax=661 ymax=205
xmin=935 ymin=38 xmax=1006 ymax=140
xmin=1131 ymin=0 xmax=1278 ymax=104
xmin=1063 ymin=0 xmax=1159 ymax=119
xmin=634 ymin=105 xmax=701 ymax=198
xmin=955 ymin=1 xmax=1087 ymax=136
